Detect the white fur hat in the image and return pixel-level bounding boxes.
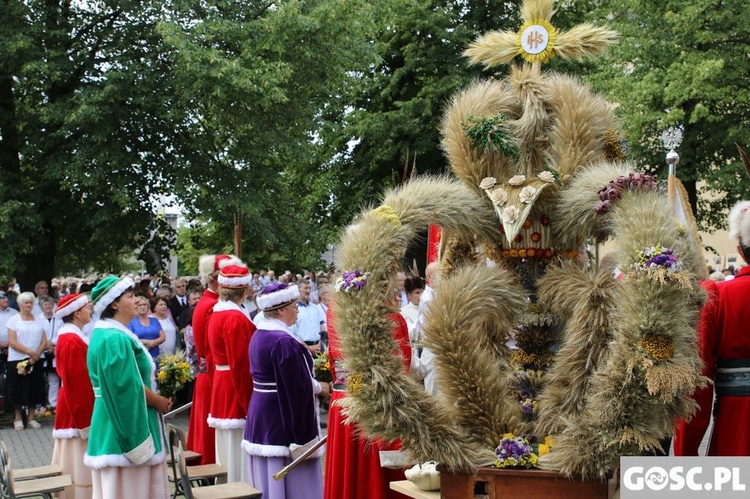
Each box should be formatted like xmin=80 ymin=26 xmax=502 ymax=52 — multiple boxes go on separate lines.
xmin=257 ymin=283 xmax=300 ymax=311
xmin=198 ymin=254 xmax=242 ymax=280
xmin=728 ymin=201 xmax=750 ymax=246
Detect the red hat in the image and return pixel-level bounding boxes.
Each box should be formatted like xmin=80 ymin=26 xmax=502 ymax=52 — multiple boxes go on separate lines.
xmin=54 ymin=293 xmax=90 ymax=319
xmin=218 ymin=265 xmax=252 ymax=289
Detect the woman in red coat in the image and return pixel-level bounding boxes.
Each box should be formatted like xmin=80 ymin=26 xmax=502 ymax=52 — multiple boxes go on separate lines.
xmin=207 ymin=264 xmax=256 ymax=482
xmin=675 ymin=201 xmax=750 ymax=455
xmin=324 ymin=299 xmax=411 ymax=499
xmin=52 ymin=293 xmax=95 ymax=499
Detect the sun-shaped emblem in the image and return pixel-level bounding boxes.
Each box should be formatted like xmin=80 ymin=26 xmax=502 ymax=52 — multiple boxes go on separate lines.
xmin=517 ymin=19 xmax=557 ymax=63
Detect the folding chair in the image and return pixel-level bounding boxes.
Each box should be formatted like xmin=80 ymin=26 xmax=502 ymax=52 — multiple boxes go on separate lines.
xmin=0 ymin=443 xmax=61 ymax=482
xmin=0 ymin=449 xmax=71 ymax=499
xmin=166 ymin=424 xmax=228 ymax=498
xmin=176 ymin=442 xmax=261 ymax=499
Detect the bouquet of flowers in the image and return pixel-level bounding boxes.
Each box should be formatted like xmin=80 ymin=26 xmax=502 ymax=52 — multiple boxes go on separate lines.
xmin=493 ymin=433 xmax=554 ymax=468
xmin=17 ymin=359 xmax=33 ymax=376
xmin=156 ymin=351 xmax=195 ymax=399
xmin=314 ymin=353 xmax=333 ymax=384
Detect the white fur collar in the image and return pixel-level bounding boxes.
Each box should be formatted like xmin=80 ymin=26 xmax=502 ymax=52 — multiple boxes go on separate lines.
xmin=57 ymin=323 xmax=89 ymax=345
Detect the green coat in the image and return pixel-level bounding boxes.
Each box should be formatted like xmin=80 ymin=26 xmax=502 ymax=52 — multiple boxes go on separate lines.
xmin=84 ymin=319 xmax=164 ymax=468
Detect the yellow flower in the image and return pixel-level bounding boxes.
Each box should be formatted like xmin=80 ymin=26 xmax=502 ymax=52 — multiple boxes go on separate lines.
xmin=502 ymin=433 xmax=515 ymax=440
xmin=373 ymin=205 xmax=401 ymax=227
xmin=544 ymin=435 xmax=556 ymax=448
xmin=157 ymin=370 xmax=168 ymax=382
xmin=538 ymin=444 xmax=550 ymax=456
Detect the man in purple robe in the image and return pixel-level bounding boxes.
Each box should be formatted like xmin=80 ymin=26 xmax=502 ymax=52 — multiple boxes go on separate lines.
xmin=242 ymin=282 xmax=327 ymax=499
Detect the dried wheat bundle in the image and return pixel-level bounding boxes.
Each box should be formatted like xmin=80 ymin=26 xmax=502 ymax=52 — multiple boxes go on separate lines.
xmin=539 ymin=190 xmax=706 ymax=479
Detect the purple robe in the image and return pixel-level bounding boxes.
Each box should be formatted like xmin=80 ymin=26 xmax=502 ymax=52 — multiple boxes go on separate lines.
xmin=242 ymin=323 xmax=322 ymax=499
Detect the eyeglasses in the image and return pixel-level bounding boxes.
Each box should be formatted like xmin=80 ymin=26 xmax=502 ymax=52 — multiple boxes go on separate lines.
xmin=0 ymin=295 xmax=6 ymax=299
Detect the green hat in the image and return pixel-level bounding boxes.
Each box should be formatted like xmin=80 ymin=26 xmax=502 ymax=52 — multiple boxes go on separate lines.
xmin=92 ymin=276 xmax=135 ymax=317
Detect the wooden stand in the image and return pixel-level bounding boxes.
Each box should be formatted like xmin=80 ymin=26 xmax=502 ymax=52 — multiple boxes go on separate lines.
xmin=439 ymin=467 xmax=617 ymax=499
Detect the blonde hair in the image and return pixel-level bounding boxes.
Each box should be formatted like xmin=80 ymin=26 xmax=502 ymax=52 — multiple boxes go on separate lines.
xmin=219 ymin=287 xmax=246 ymax=303
xmin=17 ymin=292 xmax=35 ymax=304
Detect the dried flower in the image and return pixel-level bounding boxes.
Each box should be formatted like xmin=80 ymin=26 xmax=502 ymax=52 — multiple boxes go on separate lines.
xmin=335 ymin=270 xmax=370 ymax=293
xmin=519 ymin=185 xmax=537 ymax=204
xmin=373 ymin=205 xmax=401 ymax=227
xmin=508 ymin=175 xmax=526 ymax=186
xmin=494 ymin=434 xmax=539 ymax=468
xmin=479 ymin=177 xmax=497 ymax=190
xmin=488 ymin=187 xmax=508 ymax=206
xmin=537 ymin=171 xmax=556 ymax=183
xmin=502 ymin=205 xmax=519 ymax=223
xmin=639 ymin=335 xmax=674 ymax=363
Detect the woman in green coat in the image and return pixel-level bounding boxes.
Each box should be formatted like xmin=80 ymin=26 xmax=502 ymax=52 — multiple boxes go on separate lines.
xmin=84 ymin=276 xmax=172 ymax=499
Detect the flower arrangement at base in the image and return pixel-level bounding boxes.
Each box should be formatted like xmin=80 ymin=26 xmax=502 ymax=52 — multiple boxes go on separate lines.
xmin=156 ymin=351 xmax=195 ymax=399
xmin=494 ymin=434 xmax=555 ymax=468
xmin=334 ymin=270 xmax=370 ymax=293
xmin=494 ymin=434 xmax=539 ymax=468
xmin=16 ymin=359 xmax=33 ymax=376
xmin=314 ymin=353 xmax=333 ymax=384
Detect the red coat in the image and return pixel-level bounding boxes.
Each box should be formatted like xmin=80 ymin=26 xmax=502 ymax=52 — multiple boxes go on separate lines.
xmin=207 ymin=301 xmax=256 ymax=429
xmin=675 ymin=267 xmax=750 ymax=455
xmin=53 ymin=324 xmax=94 ymax=439
xmin=187 ymin=289 xmax=219 ymax=464
xmin=324 ymin=304 xmax=412 ymax=499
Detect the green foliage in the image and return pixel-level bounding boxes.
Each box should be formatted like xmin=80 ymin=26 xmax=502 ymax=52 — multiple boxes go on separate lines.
xmin=463 ymin=115 xmax=519 ymax=159
xmin=582 ymin=0 xmax=750 ymax=230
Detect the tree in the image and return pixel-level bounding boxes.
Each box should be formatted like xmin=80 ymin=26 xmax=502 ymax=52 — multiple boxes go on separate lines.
xmin=585 ymin=0 xmax=750 ymax=230
xmin=0 ymin=1 xmax=194 ymax=287
xmin=314 ymin=0 xmax=523 ymax=235
xmin=159 ymin=0 xmax=378 ymax=272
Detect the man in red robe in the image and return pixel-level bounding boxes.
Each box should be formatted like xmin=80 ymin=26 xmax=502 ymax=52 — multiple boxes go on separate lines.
xmin=675 ymin=201 xmax=750 ymax=455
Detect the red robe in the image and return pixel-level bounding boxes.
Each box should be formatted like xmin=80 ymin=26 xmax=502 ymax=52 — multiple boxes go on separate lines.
xmin=53 ymin=324 xmax=94 ymax=439
xmin=207 ymin=301 xmax=256 ymax=428
xmin=324 ymin=304 xmax=411 ymax=499
xmin=187 ymin=289 xmax=218 ymax=464
xmin=675 ymin=267 xmax=750 ymax=455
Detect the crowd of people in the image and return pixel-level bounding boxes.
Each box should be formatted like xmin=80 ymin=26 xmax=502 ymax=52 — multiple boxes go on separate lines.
xmin=2 ymin=201 xmax=747 ymax=499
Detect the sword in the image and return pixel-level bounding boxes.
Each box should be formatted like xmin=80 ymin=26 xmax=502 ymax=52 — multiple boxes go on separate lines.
xmin=272 ymin=435 xmax=328 ymax=480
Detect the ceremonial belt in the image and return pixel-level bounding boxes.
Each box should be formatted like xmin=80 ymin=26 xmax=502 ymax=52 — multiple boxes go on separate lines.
xmin=253 ymin=381 xmax=277 ymax=393
xmin=715 ymin=358 xmax=750 ymax=397
xmin=215 ymin=364 xmax=230 ymax=371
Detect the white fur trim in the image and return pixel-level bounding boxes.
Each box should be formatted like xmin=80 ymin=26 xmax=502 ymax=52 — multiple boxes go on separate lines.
xmin=213 ymin=300 xmax=248 ymax=315
xmin=206 ymin=415 xmax=246 ymax=430
xmin=84 ymin=449 xmax=165 ymax=469
xmin=93 ymin=278 xmax=134 ymax=317
xmin=53 ymin=428 xmax=83 ymax=439
xmin=218 ymin=274 xmax=251 ymax=287
xmin=257 ymin=285 xmax=300 ymax=311
xmin=241 ymin=440 xmax=290 ymax=457
xmin=55 ymin=295 xmax=90 ymax=320
xmin=57 ymin=323 xmax=89 ymax=345
xmin=729 ymin=201 xmax=750 ymax=245
xmin=124 ymin=435 xmax=155 ymax=465
xmin=80 ymin=426 xmax=90 ymax=439
xmin=200 ymin=255 xmax=243 ymax=279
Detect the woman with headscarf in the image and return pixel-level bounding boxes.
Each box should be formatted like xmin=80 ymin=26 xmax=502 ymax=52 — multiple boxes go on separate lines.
xmin=52 ymin=293 xmax=95 ymax=499
xmin=85 ymin=276 xmax=172 ymax=499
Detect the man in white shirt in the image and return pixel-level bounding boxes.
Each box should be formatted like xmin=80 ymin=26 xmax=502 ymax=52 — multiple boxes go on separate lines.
xmin=0 ymin=290 xmax=19 ymax=348
xmin=32 ymin=280 xmax=51 ymax=315
xmin=294 ymin=279 xmax=325 ymax=355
